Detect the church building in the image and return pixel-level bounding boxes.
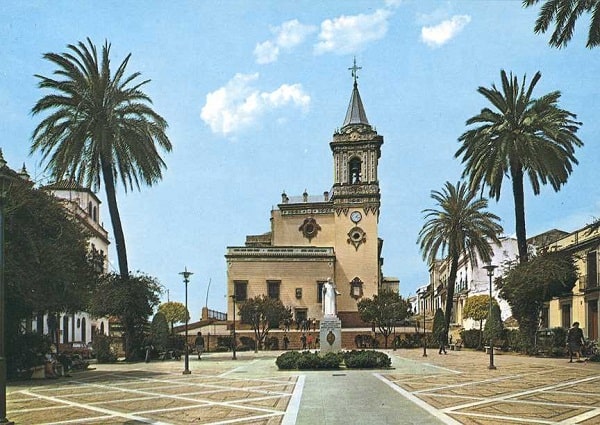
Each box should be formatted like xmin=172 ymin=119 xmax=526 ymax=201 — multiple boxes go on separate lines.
xmin=225 ymin=65 xmax=395 ymax=327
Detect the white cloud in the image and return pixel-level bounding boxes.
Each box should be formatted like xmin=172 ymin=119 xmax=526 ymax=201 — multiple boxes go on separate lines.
xmin=421 ymin=15 xmax=471 ymax=48
xmin=254 ymin=19 xmax=316 ymax=64
xmin=314 ymin=9 xmax=392 ymax=55
xmin=200 ymin=73 xmax=310 ymax=136
xmin=254 ymin=41 xmax=279 ymax=65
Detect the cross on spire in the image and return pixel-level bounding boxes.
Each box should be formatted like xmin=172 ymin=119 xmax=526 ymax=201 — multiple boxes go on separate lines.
xmin=348 ymin=57 xmax=361 ymax=84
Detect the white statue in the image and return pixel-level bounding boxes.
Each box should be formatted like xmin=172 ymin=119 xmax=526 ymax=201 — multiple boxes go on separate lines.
xmin=322 ymin=278 xmax=339 ymax=317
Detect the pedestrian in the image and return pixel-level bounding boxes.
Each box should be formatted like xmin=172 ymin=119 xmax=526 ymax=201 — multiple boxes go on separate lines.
xmin=438 ymin=331 xmax=447 ymax=355
xmin=567 ymin=322 xmax=585 ymax=362
xmin=312 ymin=318 xmax=317 ymax=332
xmin=195 ymin=331 xmax=205 ymax=360
xmin=301 ymin=333 xmax=307 ymax=350
xmin=283 ymin=333 xmax=289 ymax=350
xmin=307 ymin=333 xmax=314 ymax=349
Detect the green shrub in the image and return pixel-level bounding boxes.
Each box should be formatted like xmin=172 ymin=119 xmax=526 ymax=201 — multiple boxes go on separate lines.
xmin=239 ymin=336 xmax=256 ymax=350
xmin=217 ymin=336 xmax=233 ymax=349
xmin=276 ymin=351 xmax=302 ymax=370
xmin=296 ymin=352 xmax=322 ymax=369
xmin=344 ymin=350 xmax=391 ymax=369
xmin=320 ymin=352 xmax=342 ymax=369
xmin=275 ymin=351 xmax=342 ymax=370
xmin=7 ymin=332 xmax=50 ymax=380
xmin=92 ymin=334 xmax=117 ymax=363
xmin=459 ymin=329 xmax=482 ymax=349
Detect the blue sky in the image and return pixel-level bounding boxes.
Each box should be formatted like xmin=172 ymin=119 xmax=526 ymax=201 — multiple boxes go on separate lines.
xmin=2 ymin=1 xmax=599 ymax=321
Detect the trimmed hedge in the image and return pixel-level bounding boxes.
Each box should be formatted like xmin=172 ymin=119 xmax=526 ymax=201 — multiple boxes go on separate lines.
xmin=275 ymin=350 xmax=390 ymax=370
xmin=343 ymin=350 xmax=391 ymax=369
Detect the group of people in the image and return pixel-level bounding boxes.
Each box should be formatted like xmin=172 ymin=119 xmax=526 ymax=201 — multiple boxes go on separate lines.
xmin=299 ymin=333 xmax=319 ymax=350
xmin=282 ymin=317 xmax=317 ymax=332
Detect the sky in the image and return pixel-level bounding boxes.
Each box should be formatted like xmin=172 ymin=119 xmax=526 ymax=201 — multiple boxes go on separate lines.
xmin=2 ymin=1 xmax=599 ymax=322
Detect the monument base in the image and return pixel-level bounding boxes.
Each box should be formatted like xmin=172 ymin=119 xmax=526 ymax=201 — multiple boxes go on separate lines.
xmin=319 ymin=316 xmax=342 ymax=354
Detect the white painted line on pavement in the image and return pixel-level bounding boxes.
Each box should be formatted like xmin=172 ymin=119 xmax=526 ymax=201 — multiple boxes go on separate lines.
xmin=282 ymin=374 xmax=305 ymax=425
xmin=374 ymin=373 xmax=462 ymax=425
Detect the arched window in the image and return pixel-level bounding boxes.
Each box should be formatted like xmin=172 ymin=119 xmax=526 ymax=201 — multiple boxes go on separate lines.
xmin=348 ymin=157 xmax=362 ymax=184
xmin=62 ymin=315 xmax=69 ymax=343
xmin=81 ymin=317 xmax=87 ymax=343
xmin=93 ymin=206 xmax=98 ymax=222
xmin=100 ymin=322 xmax=105 ymax=335
xmin=88 ymin=201 xmax=93 ymax=217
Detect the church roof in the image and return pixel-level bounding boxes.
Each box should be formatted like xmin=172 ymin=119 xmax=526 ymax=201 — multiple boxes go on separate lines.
xmin=341 ymin=81 xmax=369 ymax=128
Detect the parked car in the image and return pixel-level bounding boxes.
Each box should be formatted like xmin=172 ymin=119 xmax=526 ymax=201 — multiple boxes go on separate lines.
xmin=62 ymin=341 xmax=94 ymax=359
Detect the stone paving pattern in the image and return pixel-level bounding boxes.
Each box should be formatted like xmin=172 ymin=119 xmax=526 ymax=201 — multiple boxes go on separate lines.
xmin=382 ymin=349 xmax=600 ymax=424
xmin=7 ymin=349 xmax=600 ymax=424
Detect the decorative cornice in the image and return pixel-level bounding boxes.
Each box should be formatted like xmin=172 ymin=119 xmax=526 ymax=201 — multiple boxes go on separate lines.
xmin=226 ymin=246 xmax=336 ymax=260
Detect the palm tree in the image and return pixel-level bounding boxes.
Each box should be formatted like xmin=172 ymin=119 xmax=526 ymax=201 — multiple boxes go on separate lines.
xmin=456 ymin=70 xmax=582 ymax=264
xmin=523 ymin=0 xmax=600 ymax=48
xmin=418 ymin=181 xmax=503 ymax=337
xmin=31 ymin=38 xmax=172 ymax=279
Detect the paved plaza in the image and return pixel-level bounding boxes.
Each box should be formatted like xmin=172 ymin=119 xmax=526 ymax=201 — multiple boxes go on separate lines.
xmin=7 ymin=349 xmax=600 ymax=424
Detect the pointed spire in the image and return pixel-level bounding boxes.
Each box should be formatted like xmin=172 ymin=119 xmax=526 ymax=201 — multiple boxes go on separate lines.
xmin=18 ymin=163 xmax=30 ymax=181
xmin=342 ymin=58 xmax=369 ymax=128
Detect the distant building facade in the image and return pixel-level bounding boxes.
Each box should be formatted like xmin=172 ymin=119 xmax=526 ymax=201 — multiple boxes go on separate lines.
xmin=226 ymin=74 xmax=394 ymax=327
xmin=24 ymin=177 xmax=111 ymax=344
xmin=538 ymin=225 xmax=600 ymax=340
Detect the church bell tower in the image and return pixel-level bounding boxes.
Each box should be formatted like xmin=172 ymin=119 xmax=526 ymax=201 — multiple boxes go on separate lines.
xmin=330 ymin=59 xmax=383 ymax=319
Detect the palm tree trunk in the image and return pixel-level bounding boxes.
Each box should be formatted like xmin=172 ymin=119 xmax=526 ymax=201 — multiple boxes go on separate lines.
xmin=444 ymin=254 xmax=459 ymax=336
xmin=510 ymin=163 xmax=528 ymax=264
xmin=101 ymin=159 xmax=129 ymax=278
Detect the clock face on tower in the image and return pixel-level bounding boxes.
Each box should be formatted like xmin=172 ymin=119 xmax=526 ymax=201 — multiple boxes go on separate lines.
xmin=350 ymin=211 xmax=362 ymax=223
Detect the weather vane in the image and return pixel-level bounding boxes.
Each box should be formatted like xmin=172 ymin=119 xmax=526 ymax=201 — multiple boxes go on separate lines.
xmin=348 ymin=57 xmax=361 ymax=84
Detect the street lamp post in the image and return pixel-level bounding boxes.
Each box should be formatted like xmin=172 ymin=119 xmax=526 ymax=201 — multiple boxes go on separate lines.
xmin=254 ymin=305 xmax=259 ymax=353
xmin=230 ymin=294 xmax=237 ymax=360
xmin=0 ymin=152 xmax=14 ymax=425
xmin=422 ymin=295 xmax=427 ymax=357
xmin=179 ymin=267 xmax=193 ymax=375
xmin=483 ymin=263 xmax=498 ymax=370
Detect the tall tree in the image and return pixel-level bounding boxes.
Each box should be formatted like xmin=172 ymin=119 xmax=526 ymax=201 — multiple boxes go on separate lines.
xmin=30 ymin=38 xmax=172 ymax=279
xmin=523 ymin=0 xmax=600 ymax=48
xmin=456 ymin=70 xmax=582 ymax=263
xmin=497 ymin=251 xmax=577 ymax=353
xmin=88 ymin=272 xmax=162 ymax=360
xmin=463 ymin=295 xmax=499 ymax=349
xmin=158 ymin=302 xmax=189 ymax=333
xmin=418 ymin=181 xmax=503 ymax=337
xmin=357 ymin=290 xmax=411 ymax=348
xmin=238 ymin=295 xmax=291 ymax=351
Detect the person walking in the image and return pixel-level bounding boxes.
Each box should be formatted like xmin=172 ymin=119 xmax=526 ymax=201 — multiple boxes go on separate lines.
xmin=195 ymin=332 xmax=205 ymax=360
xmin=438 ymin=331 xmax=447 ymax=355
xmin=567 ymin=322 xmax=585 ymax=362
xmin=300 ymin=333 xmax=307 ymax=350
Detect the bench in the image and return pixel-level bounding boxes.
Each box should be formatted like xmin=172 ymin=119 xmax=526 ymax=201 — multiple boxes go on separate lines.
xmin=449 ymin=339 xmax=463 ymax=351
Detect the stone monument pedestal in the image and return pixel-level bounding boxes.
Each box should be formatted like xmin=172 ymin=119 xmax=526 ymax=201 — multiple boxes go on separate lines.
xmin=319 ymin=316 xmax=342 ymax=354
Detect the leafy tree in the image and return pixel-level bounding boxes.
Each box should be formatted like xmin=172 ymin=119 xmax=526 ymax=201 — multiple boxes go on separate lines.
xmin=158 ymin=301 xmax=189 ymax=333
xmin=150 ymin=312 xmax=169 ymax=351
xmin=88 ymin=272 xmax=162 ymax=360
xmin=497 ymin=251 xmax=577 ymax=353
xmin=484 ymin=304 xmax=504 ymax=347
xmin=463 ymin=295 xmax=499 ymax=349
xmin=238 ymin=295 xmax=291 ymax=350
xmin=30 ymin=38 xmax=172 ymax=279
xmin=523 ymin=0 xmax=600 ymax=48
xmin=418 ymin=181 xmax=503 ymax=337
xmin=456 ymin=70 xmax=583 ymax=264
xmin=4 ymin=172 xmax=100 ymax=338
xmin=432 ymin=308 xmax=446 ymax=345
xmin=357 ymin=290 xmax=412 ymax=348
